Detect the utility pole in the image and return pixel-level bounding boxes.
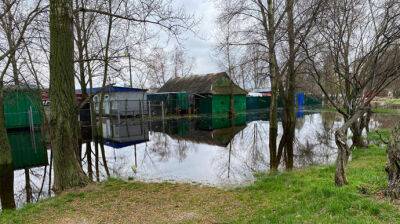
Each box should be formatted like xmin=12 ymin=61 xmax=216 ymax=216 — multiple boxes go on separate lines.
xmin=125 ymin=47 xmax=133 ymax=88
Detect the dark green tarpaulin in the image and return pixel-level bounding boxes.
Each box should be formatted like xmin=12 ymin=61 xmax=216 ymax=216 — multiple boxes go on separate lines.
xmin=3 ymin=89 xmax=44 ymax=129
xmin=9 ymin=131 xmax=48 ymax=170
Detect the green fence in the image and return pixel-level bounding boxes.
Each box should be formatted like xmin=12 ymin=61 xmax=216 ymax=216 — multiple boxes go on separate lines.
xmin=246 ymin=94 xmax=320 ymax=111
xmin=148 ymin=92 xmax=189 ymax=114
xmin=304 ymin=95 xmax=322 ymax=107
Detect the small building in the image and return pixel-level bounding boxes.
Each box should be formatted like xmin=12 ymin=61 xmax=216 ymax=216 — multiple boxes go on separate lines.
xmin=88 ymin=85 xmax=148 ymax=117
xmin=3 ymin=87 xmax=48 ymax=170
xmin=158 ymin=72 xmax=247 ymax=115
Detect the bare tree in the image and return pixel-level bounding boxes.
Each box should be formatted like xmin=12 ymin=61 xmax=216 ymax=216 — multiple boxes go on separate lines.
xmin=216 ymin=0 xmax=324 ymax=170
xmin=0 ymin=0 xmax=46 ymax=209
xmin=303 ymin=0 xmax=400 ymax=186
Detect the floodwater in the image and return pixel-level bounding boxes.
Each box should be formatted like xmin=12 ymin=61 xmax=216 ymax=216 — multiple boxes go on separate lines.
xmin=10 ymin=110 xmax=400 ymax=208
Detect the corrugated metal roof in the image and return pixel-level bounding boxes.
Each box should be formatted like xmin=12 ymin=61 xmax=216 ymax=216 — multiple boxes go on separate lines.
xmin=157 ymin=72 xmax=247 ymax=95
xmin=76 ymin=85 xmax=147 ymax=94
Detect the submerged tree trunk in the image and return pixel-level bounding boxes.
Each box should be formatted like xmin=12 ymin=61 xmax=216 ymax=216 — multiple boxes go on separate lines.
xmin=49 ymin=0 xmax=89 ymax=192
xmin=263 ymin=0 xmax=280 ymax=171
xmin=386 ymin=123 xmax=400 ymax=199
xmin=283 ymin=0 xmax=296 ymax=170
xmin=86 ymin=142 xmax=93 ymax=180
xmin=24 ymin=169 xmax=32 ymax=203
xmin=0 ymin=91 xmax=16 ymax=209
xmin=99 ymin=141 xmax=110 ymax=177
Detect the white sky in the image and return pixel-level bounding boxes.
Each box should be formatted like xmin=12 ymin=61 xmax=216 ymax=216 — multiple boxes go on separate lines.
xmin=172 ymin=0 xmax=220 ymax=74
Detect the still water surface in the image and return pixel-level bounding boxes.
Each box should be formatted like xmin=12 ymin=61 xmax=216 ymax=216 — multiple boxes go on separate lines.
xmin=12 ymin=111 xmax=398 ymax=207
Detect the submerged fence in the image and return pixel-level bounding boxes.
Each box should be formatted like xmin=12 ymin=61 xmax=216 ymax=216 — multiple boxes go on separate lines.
xmin=91 ymin=99 xmax=189 ymax=120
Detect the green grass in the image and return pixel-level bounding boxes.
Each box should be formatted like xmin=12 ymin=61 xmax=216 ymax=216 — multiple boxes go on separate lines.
xmin=367 ymin=129 xmax=391 ymax=145
xmin=1 ymin=145 xmax=399 ymax=223
xmin=385 ymin=98 xmax=400 ymax=105
xmin=236 ymin=146 xmax=398 ymax=223
xmin=372 ymin=108 xmax=400 ymax=114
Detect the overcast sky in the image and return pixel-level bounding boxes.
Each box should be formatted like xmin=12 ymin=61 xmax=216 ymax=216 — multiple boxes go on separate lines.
xmin=173 ymin=0 xmax=221 ymax=74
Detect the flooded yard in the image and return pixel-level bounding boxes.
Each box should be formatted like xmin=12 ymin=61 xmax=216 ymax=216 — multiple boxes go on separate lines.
xmin=11 ymin=111 xmax=400 ymax=207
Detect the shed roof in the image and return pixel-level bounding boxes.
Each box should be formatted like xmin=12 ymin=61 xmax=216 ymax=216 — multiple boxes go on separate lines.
xmin=158 ymin=72 xmax=247 ymax=95
xmin=76 ymin=85 xmax=147 ymax=94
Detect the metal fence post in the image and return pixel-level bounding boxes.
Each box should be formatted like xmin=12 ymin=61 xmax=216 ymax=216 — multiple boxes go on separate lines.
xmin=140 ymin=100 xmax=144 ymax=120
xmin=148 ymin=101 xmax=151 ymax=119
xmin=29 ymin=106 xmax=37 ymax=151
xmin=161 ymin=101 xmax=165 ymax=121
xmin=116 ymin=101 xmax=121 ymax=124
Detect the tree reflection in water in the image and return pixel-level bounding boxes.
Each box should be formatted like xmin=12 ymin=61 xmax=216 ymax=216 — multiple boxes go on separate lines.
xmin=11 ymin=112 xmax=400 ymax=208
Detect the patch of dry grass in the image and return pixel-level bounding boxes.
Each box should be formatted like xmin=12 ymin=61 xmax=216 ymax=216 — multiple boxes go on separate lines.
xmin=4 ymin=145 xmax=400 ymax=223
xmin=1 ymin=180 xmax=251 ymax=224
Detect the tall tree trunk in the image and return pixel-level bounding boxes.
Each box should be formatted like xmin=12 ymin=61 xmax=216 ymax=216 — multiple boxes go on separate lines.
xmin=262 ymin=0 xmax=280 ymax=171
xmin=0 ymin=91 xmax=16 ymax=209
xmin=83 ymin=26 xmax=100 ymax=182
xmin=386 ymin=122 xmax=400 ymax=199
xmin=95 ymin=0 xmax=113 ymax=179
xmin=283 ymin=0 xmax=296 ymax=170
xmin=49 ymin=0 xmax=89 ymax=192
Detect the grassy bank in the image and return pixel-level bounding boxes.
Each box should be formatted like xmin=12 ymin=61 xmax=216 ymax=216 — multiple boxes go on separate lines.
xmin=1 ymin=145 xmax=399 ymax=223
xmin=372 ymin=108 xmax=400 ymax=114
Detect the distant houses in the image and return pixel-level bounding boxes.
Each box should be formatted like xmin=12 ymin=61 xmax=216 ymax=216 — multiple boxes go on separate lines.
xmin=153 ymin=72 xmax=248 ymax=116
xmin=73 ymin=72 xmax=321 ymax=120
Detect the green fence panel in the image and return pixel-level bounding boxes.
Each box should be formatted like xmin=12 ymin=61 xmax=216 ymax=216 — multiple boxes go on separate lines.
xmin=148 ymin=92 xmax=189 ymax=113
xmin=246 ymin=96 xmax=270 ymax=110
xmin=304 ymin=95 xmax=322 ymax=107
xmin=9 ymin=131 xmax=48 ymax=170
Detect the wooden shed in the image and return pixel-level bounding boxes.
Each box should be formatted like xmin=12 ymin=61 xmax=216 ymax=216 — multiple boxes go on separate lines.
xmin=158 ymin=72 xmax=247 ymax=116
